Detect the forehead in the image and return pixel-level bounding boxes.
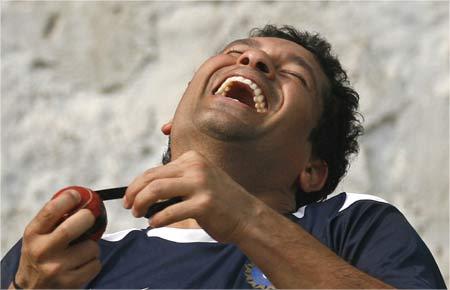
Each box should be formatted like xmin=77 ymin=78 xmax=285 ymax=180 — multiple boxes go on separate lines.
xmin=224 ymin=37 xmax=317 ymax=66
xmin=225 ymin=37 xmax=310 ymax=55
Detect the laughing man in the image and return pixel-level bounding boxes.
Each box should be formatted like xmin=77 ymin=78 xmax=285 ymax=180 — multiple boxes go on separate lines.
xmin=2 ymin=25 xmax=446 ymax=289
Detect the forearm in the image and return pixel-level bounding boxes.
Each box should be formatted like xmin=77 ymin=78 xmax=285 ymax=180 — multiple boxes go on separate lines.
xmin=235 ymin=201 xmax=394 ymax=289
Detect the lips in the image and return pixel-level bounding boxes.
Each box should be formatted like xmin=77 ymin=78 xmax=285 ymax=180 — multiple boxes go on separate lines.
xmin=213 ymin=75 xmax=268 ymax=113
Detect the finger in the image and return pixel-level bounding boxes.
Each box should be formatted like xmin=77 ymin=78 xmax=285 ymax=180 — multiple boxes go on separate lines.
xmin=161 ymin=119 xmax=173 ymax=135
xmin=27 ymin=189 xmax=81 ymax=235
xmin=63 ymin=240 xmax=100 ymax=270
xmin=132 ymin=178 xmax=191 ymax=217
xmin=62 ymin=258 xmax=102 ymax=288
xmin=48 ymin=209 xmax=95 ymax=249
xmin=124 ymin=163 xmax=183 ymax=209
xmin=150 ymin=199 xmax=198 ymax=228
xmin=176 ymin=150 xmax=206 ymax=163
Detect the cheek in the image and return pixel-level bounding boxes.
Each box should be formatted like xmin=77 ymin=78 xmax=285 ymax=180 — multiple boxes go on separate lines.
xmin=186 ymin=55 xmax=234 ymax=96
xmin=282 ymin=87 xmax=317 ymax=135
xmin=172 ymin=56 xmax=235 ymax=128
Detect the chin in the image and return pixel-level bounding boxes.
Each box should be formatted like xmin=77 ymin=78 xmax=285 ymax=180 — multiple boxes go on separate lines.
xmin=195 ymin=114 xmax=259 ymax=142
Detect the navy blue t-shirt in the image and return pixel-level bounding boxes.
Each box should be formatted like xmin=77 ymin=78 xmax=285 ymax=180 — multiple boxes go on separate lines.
xmin=1 ymin=192 xmax=447 ymax=289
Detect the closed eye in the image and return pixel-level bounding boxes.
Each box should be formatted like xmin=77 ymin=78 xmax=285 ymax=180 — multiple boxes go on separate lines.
xmin=225 ymin=49 xmax=243 ymax=57
xmin=280 ymin=70 xmax=308 ymax=87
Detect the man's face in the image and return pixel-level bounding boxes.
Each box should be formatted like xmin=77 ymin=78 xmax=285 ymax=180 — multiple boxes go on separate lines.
xmin=171 ymin=37 xmax=328 ymax=168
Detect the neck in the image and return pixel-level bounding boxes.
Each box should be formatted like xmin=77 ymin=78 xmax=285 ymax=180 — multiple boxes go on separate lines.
xmin=170 ymin=132 xmax=299 ymax=215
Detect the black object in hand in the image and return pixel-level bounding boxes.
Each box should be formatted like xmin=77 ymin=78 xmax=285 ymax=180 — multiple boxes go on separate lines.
xmin=96 ymin=187 xmax=182 ymax=218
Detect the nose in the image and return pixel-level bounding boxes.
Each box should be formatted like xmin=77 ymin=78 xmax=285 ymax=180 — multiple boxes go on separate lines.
xmin=237 ymin=49 xmax=275 ymax=79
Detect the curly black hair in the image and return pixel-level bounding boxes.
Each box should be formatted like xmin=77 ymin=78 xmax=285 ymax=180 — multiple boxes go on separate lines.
xmin=250 ymin=25 xmax=363 ymax=205
xmin=162 ymin=25 xmax=363 ymax=207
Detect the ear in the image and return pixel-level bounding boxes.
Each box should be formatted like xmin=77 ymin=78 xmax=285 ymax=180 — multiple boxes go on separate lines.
xmin=299 ymin=159 xmax=328 ymax=192
xmin=161 ymin=119 xmax=173 ymax=136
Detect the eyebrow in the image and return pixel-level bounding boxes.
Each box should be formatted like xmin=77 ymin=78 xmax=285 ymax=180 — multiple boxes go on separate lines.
xmin=221 ymin=38 xmax=258 ymax=52
xmin=222 ymin=38 xmax=318 ymax=89
xmin=286 ymin=55 xmax=318 ymax=89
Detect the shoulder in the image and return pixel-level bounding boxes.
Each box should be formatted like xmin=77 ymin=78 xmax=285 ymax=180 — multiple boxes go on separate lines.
xmin=292 ymin=192 xmax=400 ymax=243
xmin=336 ymin=192 xmax=388 ymax=212
xmin=293 ymin=191 xmax=414 ymax=246
xmin=293 ymin=192 xmax=391 ymax=221
xmin=292 ymin=192 xmax=447 ymax=289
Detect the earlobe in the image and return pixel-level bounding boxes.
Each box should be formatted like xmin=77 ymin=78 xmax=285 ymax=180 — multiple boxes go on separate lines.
xmin=299 ymin=160 xmax=328 ymax=192
xmin=161 ymin=120 xmax=173 ymax=136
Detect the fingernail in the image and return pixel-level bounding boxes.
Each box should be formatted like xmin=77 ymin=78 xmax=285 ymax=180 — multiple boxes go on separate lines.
xmin=131 ymin=207 xmax=139 ymax=217
xmin=123 ymin=195 xmax=129 ymax=208
xmin=67 ymin=189 xmax=81 ymax=203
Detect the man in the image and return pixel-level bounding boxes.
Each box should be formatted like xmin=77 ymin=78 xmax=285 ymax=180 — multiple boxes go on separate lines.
xmin=1 ymin=25 xmax=446 ymax=289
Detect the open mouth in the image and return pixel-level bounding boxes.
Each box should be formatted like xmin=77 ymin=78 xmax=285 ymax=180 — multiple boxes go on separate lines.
xmin=214 ymin=76 xmax=267 ymax=113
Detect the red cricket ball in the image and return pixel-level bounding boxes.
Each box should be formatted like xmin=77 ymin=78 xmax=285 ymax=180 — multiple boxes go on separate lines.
xmin=52 ymin=186 xmax=107 ymax=243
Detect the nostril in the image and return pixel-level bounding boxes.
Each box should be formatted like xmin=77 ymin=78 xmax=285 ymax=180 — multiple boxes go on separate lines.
xmin=240 ymin=57 xmax=250 ymax=65
xmin=238 ymin=55 xmax=270 ymax=74
xmin=256 ymin=62 xmax=269 ymax=74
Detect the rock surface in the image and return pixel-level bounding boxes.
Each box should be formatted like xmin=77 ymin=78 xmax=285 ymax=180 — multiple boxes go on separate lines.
xmin=1 ymin=1 xmax=448 ymax=284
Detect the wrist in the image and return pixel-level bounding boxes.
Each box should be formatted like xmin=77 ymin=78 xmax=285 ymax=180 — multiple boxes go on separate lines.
xmin=231 ymin=198 xmax=267 ymax=247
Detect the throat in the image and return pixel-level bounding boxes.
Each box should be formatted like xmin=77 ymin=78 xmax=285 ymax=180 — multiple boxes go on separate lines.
xmin=255 ymin=190 xmax=297 ymax=214
xmin=169 ymin=131 xmax=298 ymax=215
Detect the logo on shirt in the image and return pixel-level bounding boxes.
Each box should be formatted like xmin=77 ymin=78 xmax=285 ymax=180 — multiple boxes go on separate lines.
xmin=244 ymin=262 xmax=275 ymax=289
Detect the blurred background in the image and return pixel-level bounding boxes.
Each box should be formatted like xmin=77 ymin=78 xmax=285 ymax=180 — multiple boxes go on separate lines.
xmin=1 ymin=1 xmax=448 ymax=284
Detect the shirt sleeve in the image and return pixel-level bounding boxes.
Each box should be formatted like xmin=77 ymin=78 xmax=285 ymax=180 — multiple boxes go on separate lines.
xmin=329 ymin=200 xmax=447 ymax=289
xmin=1 ymin=239 xmax=22 ymax=289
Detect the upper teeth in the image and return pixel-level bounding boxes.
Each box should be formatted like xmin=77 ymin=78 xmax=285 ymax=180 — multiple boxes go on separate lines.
xmin=215 ymin=76 xmax=267 ymax=113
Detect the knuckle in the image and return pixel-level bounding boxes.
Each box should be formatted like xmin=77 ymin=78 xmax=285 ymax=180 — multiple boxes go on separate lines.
xmin=85 ymin=241 xmax=100 ymax=258
xmin=185 ymin=150 xmax=198 ymax=158
xmin=132 ymin=198 xmax=143 ymax=212
xmin=190 ymin=159 xmax=207 ymax=169
xmin=143 ymin=171 xmax=158 ymax=183
xmin=127 ymin=177 xmax=140 ymax=192
xmin=192 ymin=171 xmax=207 ymax=187
xmin=21 ymin=246 xmax=32 ymax=260
xmin=184 ymin=150 xmax=205 ymax=161
xmin=78 ymin=208 xmax=95 ymax=225
xmin=197 ymin=194 xmax=213 ymax=209
xmin=55 ymin=224 xmax=72 ymax=241
xmin=144 ymin=167 xmax=156 ymax=175
xmin=28 ymin=245 xmax=47 ymax=262
xmin=161 ymin=205 xmax=174 ymax=219
xmin=148 ymin=179 xmax=165 ymax=194
xmin=42 ymin=262 xmax=63 ymax=279
xmin=40 ymin=203 xmax=56 ymax=221
xmin=23 ymin=226 xmax=35 ymax=240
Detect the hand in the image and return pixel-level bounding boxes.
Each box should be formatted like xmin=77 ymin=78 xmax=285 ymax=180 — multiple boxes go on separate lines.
xmin=14 ymin=189 xmax=102 ymax=289
xmin=124 ymin=150 xmax=262 ymax=243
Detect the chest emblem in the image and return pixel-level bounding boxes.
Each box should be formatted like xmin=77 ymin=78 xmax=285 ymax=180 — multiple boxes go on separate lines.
xmin=244 ymin=262 xmax=275 ymax=289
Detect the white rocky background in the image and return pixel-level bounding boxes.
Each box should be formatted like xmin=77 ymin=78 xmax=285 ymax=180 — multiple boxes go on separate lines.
xmin=1 ymin=1 xmax=448 ymax=284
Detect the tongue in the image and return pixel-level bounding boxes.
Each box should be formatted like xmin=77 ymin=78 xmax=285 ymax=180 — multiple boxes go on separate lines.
xmin=226 ymin=83 xmax=255 ymax=108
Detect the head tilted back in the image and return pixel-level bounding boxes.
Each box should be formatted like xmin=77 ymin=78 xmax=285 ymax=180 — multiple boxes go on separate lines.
xmin=250 ymin=25 xmax=363 ymax=205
